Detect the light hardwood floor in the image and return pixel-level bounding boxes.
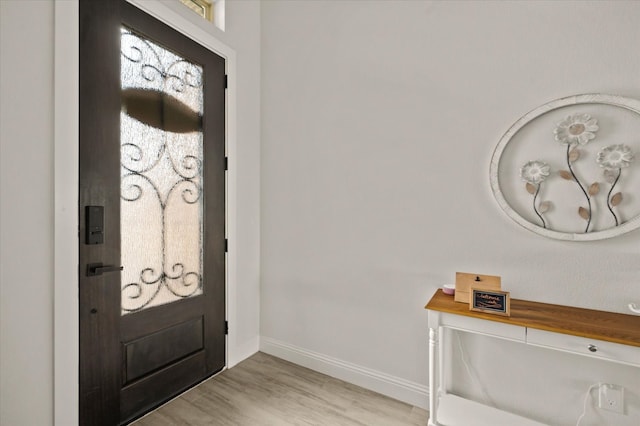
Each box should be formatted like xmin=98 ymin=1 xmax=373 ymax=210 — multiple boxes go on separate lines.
xmin=134 ymin=352 xmax=429 ymax=425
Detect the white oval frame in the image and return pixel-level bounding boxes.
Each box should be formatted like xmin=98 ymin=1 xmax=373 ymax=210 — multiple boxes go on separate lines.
xmin=490 ymin=93 xmax=640 ymax=241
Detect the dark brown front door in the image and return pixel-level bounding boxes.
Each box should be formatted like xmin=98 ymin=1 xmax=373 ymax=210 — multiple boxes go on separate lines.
xmin=79 ymin=1 xmax=226 ymax=424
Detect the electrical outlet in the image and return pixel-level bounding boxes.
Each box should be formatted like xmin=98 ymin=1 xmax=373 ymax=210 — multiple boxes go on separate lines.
xmin=598 ymin=383 xmax=624 ymax=414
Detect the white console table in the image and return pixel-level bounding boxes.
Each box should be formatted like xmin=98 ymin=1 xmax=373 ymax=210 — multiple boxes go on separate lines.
xmin=425 ymin=289 xmax=640 ymax=426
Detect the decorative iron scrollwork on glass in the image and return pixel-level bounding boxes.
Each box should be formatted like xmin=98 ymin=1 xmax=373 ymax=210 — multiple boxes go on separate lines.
xmin=120 ymin=27 xmax=205 ymax=313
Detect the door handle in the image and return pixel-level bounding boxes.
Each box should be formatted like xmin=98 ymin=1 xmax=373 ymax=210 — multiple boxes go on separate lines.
xmin=87 ymin=263 xmax=124 ymax=277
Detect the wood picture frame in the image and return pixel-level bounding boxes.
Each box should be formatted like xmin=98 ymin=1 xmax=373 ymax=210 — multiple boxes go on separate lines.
xmin=454 ymin=272 xmax=501 ymax=304
xmin=469 ymin=288 xmax=511 ymax=316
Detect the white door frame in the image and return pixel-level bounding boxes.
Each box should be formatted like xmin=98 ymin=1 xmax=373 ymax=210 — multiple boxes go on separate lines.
xmin=53 ymin=1 xmax=237 ymax=424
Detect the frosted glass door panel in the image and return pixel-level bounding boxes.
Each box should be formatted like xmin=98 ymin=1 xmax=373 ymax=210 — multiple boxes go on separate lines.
xmin=120 ymin=27 xmax=204 ymax=314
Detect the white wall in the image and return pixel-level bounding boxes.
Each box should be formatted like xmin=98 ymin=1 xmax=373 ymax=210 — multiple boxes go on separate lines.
xmin=1 ymin=1 xmax=55 ymax=425
xmin=0 ymin=1 xmax=261 ymax=425
xmin=260 ymin=1 xmax=640 ymax=424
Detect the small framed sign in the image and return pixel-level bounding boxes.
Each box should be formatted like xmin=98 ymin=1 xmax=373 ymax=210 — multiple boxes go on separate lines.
xmin=470 ymin=288 xmax=511 ymax=316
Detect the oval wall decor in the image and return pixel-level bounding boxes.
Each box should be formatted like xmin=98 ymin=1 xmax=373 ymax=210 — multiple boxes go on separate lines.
xmin=490 ymin=94 xmax=640 ymax=241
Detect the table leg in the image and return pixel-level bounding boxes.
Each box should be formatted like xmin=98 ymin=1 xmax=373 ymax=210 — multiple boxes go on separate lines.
xmin=428 ymin=327 xmax=438 ymax=426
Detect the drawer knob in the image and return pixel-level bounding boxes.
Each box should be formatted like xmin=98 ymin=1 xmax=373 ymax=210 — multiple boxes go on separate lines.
xmin=587 ymin=344 xmax=598 ymax=353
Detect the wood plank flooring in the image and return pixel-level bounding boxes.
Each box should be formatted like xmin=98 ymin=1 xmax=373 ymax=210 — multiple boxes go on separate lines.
xmin=133 ymin=352 xmax=429 ymax=425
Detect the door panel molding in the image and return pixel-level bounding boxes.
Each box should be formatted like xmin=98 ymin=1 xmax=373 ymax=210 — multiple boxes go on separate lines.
xmin=53 ymin=0 xmax=237 ymax=424
xmin=120 ymin=351 xmax=207 ymax=423
xmin=123 ymin=317 xmax=204 ymax=384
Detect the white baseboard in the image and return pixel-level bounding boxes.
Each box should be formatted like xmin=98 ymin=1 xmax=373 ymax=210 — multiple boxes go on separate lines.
xmin=259 ymin=336 xmax=429 ymax=410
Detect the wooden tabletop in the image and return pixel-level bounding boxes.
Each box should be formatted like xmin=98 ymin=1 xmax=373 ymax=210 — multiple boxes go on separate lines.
xmin=426 ymin=289 xmax=640 ymax=348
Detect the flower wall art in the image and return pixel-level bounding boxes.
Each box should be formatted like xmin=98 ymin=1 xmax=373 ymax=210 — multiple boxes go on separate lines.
xmin=490 ymin=94 xmax=640 ymax=241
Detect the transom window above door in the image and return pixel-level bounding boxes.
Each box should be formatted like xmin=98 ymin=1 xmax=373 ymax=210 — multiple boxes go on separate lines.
xmin=179 ymin=0 xmax=225 ymax=31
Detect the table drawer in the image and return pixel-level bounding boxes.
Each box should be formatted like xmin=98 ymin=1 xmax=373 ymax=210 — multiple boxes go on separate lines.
xmin=440 ymin=313 xmax=526 ymax=342
xmin=527 ymin=328 xmax=640 ymax=367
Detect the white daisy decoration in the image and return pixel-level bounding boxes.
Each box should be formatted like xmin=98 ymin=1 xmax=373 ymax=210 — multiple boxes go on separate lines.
xmin=520 ymin=160 xmax=550 ymax=185
xmin=596 ymin=144 xmax=634 ymax=169
xmin=554 ymin=114 xmax=599 ymax=145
